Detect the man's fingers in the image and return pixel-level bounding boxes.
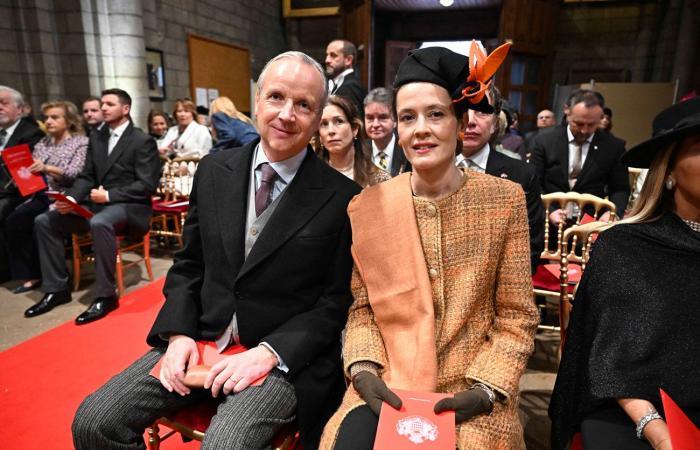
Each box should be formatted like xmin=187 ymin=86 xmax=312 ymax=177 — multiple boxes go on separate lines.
xmin=434 ymin=397 xmax=456 ymax=414
xmin=232 ymin=376 xmax=253 ymax=394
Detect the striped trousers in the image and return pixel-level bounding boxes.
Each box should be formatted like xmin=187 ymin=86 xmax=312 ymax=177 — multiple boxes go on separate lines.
xmin=72 ymin=348 xmax=297 ymax=450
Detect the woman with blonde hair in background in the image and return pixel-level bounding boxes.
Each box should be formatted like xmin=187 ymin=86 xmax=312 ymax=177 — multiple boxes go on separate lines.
xmin=209 ymin=96 xmax=258 ymax=153
xmin=317 ymin=95 xmax=389 ymax=187
xmin=550 ymin=97 xmax=700 ymax=450
xmin=6 ymin=100 xmax=88 ymax=294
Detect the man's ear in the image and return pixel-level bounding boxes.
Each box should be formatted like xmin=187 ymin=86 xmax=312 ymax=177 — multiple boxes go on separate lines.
xmin=344 ymin=54 xmax=354 ymax=69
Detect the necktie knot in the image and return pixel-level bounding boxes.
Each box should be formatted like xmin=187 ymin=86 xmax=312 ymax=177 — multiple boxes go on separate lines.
xmin=259 ymin=162 xmax=277 ymax=184
xmin=377 ymin=151 xmax=388 ymax=170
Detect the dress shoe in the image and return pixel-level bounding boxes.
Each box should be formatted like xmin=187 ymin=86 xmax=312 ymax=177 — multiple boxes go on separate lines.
xmin=75 ymin=295 xmax=119 ymax=325
xmin=12 ymin=281 xmax=41 ymax=294
xmin=24 ymin=290 xmax=72 ymax=318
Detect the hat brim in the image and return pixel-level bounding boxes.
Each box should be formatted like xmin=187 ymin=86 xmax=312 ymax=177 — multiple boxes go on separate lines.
xmin=621 ymin=122 xmax=700 ymax=168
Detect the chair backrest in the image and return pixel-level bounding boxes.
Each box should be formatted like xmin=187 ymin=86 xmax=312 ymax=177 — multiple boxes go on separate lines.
xmin=540 ymin=191 xmax=616 ymax=262
xmin=626 ymin=167 xmax=645 ymax=213
xmin=158 ymin=157 xmax=200 ymax=201
xmin=557 ymin=221 xmax=609 ymax=348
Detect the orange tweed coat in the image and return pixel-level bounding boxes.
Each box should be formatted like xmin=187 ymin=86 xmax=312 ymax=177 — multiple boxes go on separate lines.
xmin=320 ymin=171 xmax=540 ymax=449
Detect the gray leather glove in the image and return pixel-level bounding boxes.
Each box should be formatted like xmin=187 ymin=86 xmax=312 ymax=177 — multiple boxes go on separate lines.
xmin=352 ymin=371 xmax=403 ymax=416
xmin=433 ymin=388 xmax=492 ymax=423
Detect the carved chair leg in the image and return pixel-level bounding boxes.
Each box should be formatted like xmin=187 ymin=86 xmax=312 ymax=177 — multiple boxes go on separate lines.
xmin=146 ymin=423 xmax=160 ymax=450
xmin=72 ymin=237 xmax=81 ymax=291
xmin=116 ymin=248 xmax=124 ymax=297
xmin=144 ymin=233 xmax=154 ymax=281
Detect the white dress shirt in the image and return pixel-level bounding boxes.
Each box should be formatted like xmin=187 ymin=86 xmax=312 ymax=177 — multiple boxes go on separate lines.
xmin=371 ymin=133 xmax=396 ymax=170
xmin=107 ymin=120 xmax=130 ymax=155
xmin=566 ymin=126 xmax=594 ymax=176
xmin=215 ymin=143 xmax=307 ymax=372
xmin=329 ymin=68 xmax=355 ymax=94
xmin=0 ymin=119 xmax=22 ymax=150
xmin=455 ymin=143 xmax=490 ymax=173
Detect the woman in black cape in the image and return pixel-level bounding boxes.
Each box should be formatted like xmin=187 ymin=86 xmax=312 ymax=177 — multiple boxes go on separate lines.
xmin=549 ymin=97 xmax=700 ymax=450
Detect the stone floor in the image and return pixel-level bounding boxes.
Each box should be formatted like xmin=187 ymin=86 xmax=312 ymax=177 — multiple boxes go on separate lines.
xmin=0 ymin=245 xmax=558 ymax=449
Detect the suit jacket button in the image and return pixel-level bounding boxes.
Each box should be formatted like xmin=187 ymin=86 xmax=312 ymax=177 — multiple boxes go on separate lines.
xmin=250 ymin=227 xmax=258 ymax=236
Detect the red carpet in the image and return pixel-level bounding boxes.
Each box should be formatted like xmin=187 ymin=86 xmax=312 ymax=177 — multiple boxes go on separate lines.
xmin=0 ymin=278 xmax=197 ymax=449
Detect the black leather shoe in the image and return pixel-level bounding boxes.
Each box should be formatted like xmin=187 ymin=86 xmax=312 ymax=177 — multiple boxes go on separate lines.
xmin=75 ymin=295 xmax=119 ymax=325
xmin=12 ymin=281 xmax=40 ymax=294
xmin=24 ymin=290 xmax=72 ymax=317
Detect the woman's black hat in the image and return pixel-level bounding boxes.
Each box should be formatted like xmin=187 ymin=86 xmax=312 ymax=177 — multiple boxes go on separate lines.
xmin=622 ymin=97 xmax=700 ymax=168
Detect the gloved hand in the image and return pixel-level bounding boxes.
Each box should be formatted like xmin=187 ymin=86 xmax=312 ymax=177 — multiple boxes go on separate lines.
xmin=434 ymin=388 xmax=493 ymax=423
xmin=352 ymin=371 xmax=403 ymax=416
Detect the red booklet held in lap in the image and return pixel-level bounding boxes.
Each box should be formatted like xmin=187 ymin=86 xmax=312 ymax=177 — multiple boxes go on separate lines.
xmin=46 ymin=191 xmax=94 ymax=218
xmin=374 ymin=389 xmax=455 ymax=450
xmin=1 ymin=144 xmax=47 ymax=196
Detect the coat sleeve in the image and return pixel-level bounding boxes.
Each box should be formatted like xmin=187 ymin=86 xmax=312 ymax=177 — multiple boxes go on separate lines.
xmin=66 ymin=138 xmax=98 ymax=202
xmin=605 ymin=140 xmax=630 ymax=217
xmin=341 ymin=263 xmax=389 ymax=378
xmin=531 ymin=134 xmax=547 ymax=192
xmin=107 ymin=136 xmax=161 ymax=203
xmin=465 ymin=189 xmax=540 ymax=400
xmin=524 ymin=167 xmax=545 ymax=273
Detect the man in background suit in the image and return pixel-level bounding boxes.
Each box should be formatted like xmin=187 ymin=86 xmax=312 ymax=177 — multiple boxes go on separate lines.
xmin=82 ymin=96 xmax=104 ymax=136
xmin=532 ymin=89 xmax=629 ymax=224
xmin=26 ymin=88 xmax=160 ymax=323
xmin=325 ymin=39 xmax=366 ymax=117
xmin=72 ymin=52 xmax=361 ymax=450
xmin=364 ymin=87 xmax=411 ymax=176
xmin=458 ymin=86 xmax=544 ymax=273
xmin=0 ymin=85 xmax=45 ymax=281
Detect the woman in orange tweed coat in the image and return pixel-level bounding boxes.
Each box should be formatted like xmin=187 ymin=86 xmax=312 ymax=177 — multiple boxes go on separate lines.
xmin=320 ymin=44 xmax=539 ymax=450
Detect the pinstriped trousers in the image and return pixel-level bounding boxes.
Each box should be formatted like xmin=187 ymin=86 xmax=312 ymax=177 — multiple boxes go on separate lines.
xmin=72 ymin=348 xmax=297 ymax=450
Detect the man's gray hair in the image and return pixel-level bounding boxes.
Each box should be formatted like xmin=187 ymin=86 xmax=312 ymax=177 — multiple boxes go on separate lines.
xmin=256 ymin=51 xmax=328 ymax=110
xmin=0 ymin=86 xmax=25 ymax=107
xmin=566 ymin=89 xmax=605 ymax=109
xmin=364 ymin=87 xmax=392 ymax=108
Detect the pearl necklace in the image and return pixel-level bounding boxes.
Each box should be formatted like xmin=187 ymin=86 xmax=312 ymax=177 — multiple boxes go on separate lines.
xmin=683 ymin=219 xmax=700 ymax=233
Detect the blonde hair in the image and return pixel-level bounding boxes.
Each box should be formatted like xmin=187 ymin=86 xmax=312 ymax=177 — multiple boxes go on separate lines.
xmin=617 ymin=142 xmax=677 ymax=225
xmin=209 ymin=96 xmax=255 ymax=127
xmin=41 ymin=100 xmax=85 ymax=136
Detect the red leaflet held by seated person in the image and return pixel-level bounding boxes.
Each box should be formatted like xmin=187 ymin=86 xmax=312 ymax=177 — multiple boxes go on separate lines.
xmin=374 ymin=389 xmax=455 ymax=450
xmin=1 ymin=144 xmax=47 ymax=196
xmin=46 ymin=191 xmax=94 ymax=218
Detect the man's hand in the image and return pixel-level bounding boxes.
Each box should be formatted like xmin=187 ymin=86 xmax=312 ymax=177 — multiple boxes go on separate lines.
xmin=549 ymin=208 xmax=567 ymax=226
xmin=29 ymin=159 xmax=45 ymax=173
xmin=54 ymin=200 xmax=75 ymax=215
xmin=434 ymin=388 xmax=492 ymax=423
xmin=204 ymin=345 xmax=278 ymax=398
xmin=352 ymin=371 xmax=402 ymax=416
xmin=90 ymin=185 xmax=108 ymax=203
xmin=159 ymin=335 xmax=199 ymax=396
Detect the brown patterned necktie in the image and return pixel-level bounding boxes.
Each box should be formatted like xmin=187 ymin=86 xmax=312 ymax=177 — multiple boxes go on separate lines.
xmin=377 ymin=151 xmax=388 ymax=170
xmin=255 ymin=162 xmax=278 ymax=217
xmin=569 ymin=143 xmax=583 ymax=189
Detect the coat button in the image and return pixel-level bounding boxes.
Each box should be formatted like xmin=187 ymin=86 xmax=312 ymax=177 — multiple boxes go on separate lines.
xmin=250 ymin=227 xmax=258 ymax=236
xmin=429 ymin=268 xmax=438 ymax=279
xmin=426 ymin=205 xmax=437 ymax=217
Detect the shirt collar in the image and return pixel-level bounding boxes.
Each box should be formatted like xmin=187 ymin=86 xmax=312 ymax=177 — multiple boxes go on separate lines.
xmin=372 ymin=133 xmax=395 ymax=156
xmin=254 ymin=143 xmax=307 ymax=185
xmin=1 ymin=118 xmax=22 ymax=143
xmin=566 ymin=125 xmax=594 ymax=145
xmin=456 ymin=143 xmax=490 ymax=170
xmin=332 ymin=68 xmax=355 ymax=86
xmin=109 ymin=120 xmax=130 ymax=137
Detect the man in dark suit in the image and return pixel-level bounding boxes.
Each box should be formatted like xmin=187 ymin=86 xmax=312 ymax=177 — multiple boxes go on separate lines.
xmin=26 ymin=88 xmax=160 ymax=323
xmin=325 ymin=39 xmax=366 ymax=117
xmin=458 ymin=86 xmax=544 ymax=273
xmin=532 ymin=89 xmax=629 ymax=224
xmin=72 ymin=52 xmax=361 ymax=450
xmin=82 ymin=96 xmax=104 ymax=136
xmin=364 ymin=87 xmax=411 ymax=176
xmin=0 ymin=86 xmax=45 ymax=281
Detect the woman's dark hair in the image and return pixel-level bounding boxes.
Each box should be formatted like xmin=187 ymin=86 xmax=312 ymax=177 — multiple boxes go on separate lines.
xmin=319 ymin=95 xmax=375 ymax=187
xmin=147 ymin=109 xmax=171 ymax=134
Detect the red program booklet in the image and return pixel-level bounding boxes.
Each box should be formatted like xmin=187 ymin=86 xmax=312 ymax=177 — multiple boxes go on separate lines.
xmin=1 ymin=144 xmax=47 ymax=196
xmin=374 ymin=389 xmax=455 ymax=450
xmin=660 ymin=389 xmax=700 ymax=450
xmin=149 ymin=342 xmax=268 ymax=387
xmin=46 ymin=191 xmax=94 ymax=218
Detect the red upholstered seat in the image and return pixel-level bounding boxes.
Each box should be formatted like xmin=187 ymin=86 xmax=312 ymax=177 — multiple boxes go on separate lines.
xmin=532 ymin=263 xmax=579 ymax=293
xmin=152 ymin=202 xmax=189 ymax=213
xmin=571 ymin=432 xmax=583 ymax=450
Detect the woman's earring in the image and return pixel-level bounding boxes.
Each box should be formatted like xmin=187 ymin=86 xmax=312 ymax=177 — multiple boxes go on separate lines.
xmin=665 ymin=176 xmax=675 ymax=190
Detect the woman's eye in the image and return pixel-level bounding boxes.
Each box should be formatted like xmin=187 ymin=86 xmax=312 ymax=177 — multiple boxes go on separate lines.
xmin=428 ymin=110 xmax=444 ymax=119
xmin=399 ymin=114 xmax=414 ymax=122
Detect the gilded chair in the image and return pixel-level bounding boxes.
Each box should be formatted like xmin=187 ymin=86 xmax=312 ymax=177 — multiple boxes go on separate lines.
xmin=557 ymin=221 xmax=609 ymax=350
xmin=151 ymin=157 xmax=199 ymax=247
xmin=145 ymin=366 xmax=300 ymax=450
xmin=71 ymin=231 xmax=153 ymax=296
xmin=534 ymin=192 xmax=616 ymax=334
xmin=626 ymin=167 xmax=645 ymax=213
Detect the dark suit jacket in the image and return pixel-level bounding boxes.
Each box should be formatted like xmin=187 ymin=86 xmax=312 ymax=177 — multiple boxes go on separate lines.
xmin=0 ymin=117 xmax=45 ymax=198
xmin=486 ymin=150 xmax=544 ymax=273
xmin=148 ymin=140 xmax=361 ymax=449
xmin=389 ymin=132 xmax=411 ymax=177
xmin=333 ymin=71 xmax=367 ymax=118
xmin=66 ymin=122 xmax=160 ymax=233
xmin=531 ymin=125 xmax=629 ymax=215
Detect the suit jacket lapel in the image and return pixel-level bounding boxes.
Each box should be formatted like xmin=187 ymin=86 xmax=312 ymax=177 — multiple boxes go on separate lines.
xmin=103 ymin=123 xmax=133 ymax=174
xmin=93 ymin=126 xmax=110 ymax=181
xmin=237 ymin=149 xmax=333 ymax=281
xmin=391 ymin=134 xmax=406 ymax=176
xmin=485 ymin=151 xmax=507 ymax=179
xmin=574 ymin=133 xmax=600 ymax=189
xmin=556 ymin=126 xmax=571 ymax=190
xmin=214 ymin=142 xmax=255 ymax=273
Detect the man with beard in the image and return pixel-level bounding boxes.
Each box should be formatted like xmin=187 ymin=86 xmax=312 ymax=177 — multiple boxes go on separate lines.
xmin=325 ymin=39 xmax=366 ymax=117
